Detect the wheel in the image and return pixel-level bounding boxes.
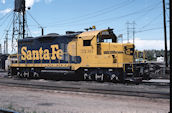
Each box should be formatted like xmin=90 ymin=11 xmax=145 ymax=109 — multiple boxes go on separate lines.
xmin=95 ymin=74 xmax=104 ymax=82
xmin=111 ymin=69 xmax=124 ymax=83
xmin=111 ymin=74 xmax=119 ymax=83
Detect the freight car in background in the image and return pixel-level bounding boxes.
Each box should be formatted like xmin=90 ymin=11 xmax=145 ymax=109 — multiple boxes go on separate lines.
xmin=8 ymin=28 xmax=150 ymax=82
xmin=0 ymin=54 xmax=9 ymax=71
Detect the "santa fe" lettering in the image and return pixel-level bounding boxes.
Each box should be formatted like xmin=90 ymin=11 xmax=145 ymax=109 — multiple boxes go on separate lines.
xmin=21 ymin=44 xmax=63 ymax=60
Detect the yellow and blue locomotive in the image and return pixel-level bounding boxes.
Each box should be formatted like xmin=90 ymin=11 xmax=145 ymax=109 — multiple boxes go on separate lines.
xmin=9 ymin=28 xmax=149 ymax=82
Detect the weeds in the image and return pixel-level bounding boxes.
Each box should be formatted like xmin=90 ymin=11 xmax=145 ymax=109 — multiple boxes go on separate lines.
xmin=1 ymin=104 xmax=46 ymax=113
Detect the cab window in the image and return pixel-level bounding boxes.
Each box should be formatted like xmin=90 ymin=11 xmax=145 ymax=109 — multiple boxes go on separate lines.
xmin=83 ymin=40 xmax=91 ymax=46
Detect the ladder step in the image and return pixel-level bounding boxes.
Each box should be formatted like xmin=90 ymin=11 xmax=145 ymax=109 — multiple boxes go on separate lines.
xmin=126 ymin=73 xmax=133 ymax=75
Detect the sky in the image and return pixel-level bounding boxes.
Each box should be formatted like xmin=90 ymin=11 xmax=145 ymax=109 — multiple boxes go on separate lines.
xmin=0 ymin=0 xmax=170 ymax=53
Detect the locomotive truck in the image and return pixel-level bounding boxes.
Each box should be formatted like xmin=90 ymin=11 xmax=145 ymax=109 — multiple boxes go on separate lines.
xmin=8 ymin=28 xmax=150 ymax=82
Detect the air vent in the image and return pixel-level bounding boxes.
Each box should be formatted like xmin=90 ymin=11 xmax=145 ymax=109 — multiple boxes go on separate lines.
xmin=66 ymin=31 xmax=75 ymax=34
xmin=66 ymin=31 xmax=83 ymax=34
xmin=47 ymin=33 xmax=59 ymax=36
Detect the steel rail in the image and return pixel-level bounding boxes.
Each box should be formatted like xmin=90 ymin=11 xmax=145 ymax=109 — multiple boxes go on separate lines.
xmin=0 ymin=78 xmax=169 ymax=99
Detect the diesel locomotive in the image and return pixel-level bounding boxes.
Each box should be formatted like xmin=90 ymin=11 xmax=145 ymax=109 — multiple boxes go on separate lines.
xmin=8 ymin=28 xmax=149 ymax=82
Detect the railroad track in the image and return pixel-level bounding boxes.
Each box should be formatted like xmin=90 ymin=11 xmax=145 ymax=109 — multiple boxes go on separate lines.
xmin=141 ymin=81 xmax=169 ymax=87
xmin=0 ymin=78 xmax=169 ymax=99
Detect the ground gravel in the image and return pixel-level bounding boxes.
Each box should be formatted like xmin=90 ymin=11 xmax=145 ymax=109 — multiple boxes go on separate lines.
xmin=0 ymin=85 xmax=169 ymax=113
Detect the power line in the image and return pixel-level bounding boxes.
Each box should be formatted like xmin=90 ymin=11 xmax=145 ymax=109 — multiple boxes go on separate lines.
xmin=98 ymin=2 xmax=162 ymax=34
xmin=0 ymin=12 xmax=12 ymax=26
xmin=27 ymin=11 xmax=46 ymax=36
xmin=45 ymin=0 xmax=137 ymax=27
xmin=95 ymin=2 xmax=161 ymax=25
xmin=0 ymin=14 xmax=13 ymax=40
xmin=121 ymin=26 xmax=168 ymax=36
xmin=27 ymin=11 xmax=42 ymax=28
xmin=26 ymin=22 xmax=32 ymax=37
xmin=140 ymin=13 xmax=163 ymax=29
xmin=1 ymin=17 xmax=13 ymax=54
xmin=134 ymin=2 xmax=162 ymax=20
xmin=46 ymin=1 xmax=161 ymax=28
xmin=7 ymin=16 xmax=13 ymax=32
xmin=24 ymin=0 xmax=161 ymax=31
xmin=136 ymin=26 xmax=168 ymax=33
xmin=0 ymin=11 xmax=12 ymax=21
xmin=46 ymin=0 xmax=135 ymax=26
xmin=25 ymin=13 xmax=32 ymax=37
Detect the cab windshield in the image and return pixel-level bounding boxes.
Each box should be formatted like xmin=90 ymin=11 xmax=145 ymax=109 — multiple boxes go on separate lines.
xmin=97 ymin=29 xmax=117 ymax=43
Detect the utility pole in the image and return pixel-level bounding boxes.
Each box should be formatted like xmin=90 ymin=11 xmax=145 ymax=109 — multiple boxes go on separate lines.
xmin=126 ymin=22 xmax=130 ymax=43
xmin=41 ymin=27 xmax=44 ymax=36
xmin=126 ymin=21 xmax=136 ymax=43
xmin=4 ymin=40 xmax=5 ymax=54
xmin=40 ymin=27 xmax=46 ymax=36
xmin=0 ymin=44 xmax=2 ymax=54
xmin=5 ymin=30 xmax=8 ymax=54
xmin=132 ymin=21 xmax=136 ymax=44
xmin=22 ymin=0 xmax=26 ymax=39
xmin=162 ymin=0 xmax=168 ymax=68
xmin=169 ymin=0 xmax=171 ymax=112
xmin=12 ymin=0 xmax=27 ymax=52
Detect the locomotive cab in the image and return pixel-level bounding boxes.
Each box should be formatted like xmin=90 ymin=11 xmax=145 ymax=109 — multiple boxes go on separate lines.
xmin=75 ymin=29 xmax=136 ymax=82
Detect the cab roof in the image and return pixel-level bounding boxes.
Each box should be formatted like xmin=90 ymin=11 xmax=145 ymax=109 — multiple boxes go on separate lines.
xmin=77 ymin=29 xmax=114 ymax=40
